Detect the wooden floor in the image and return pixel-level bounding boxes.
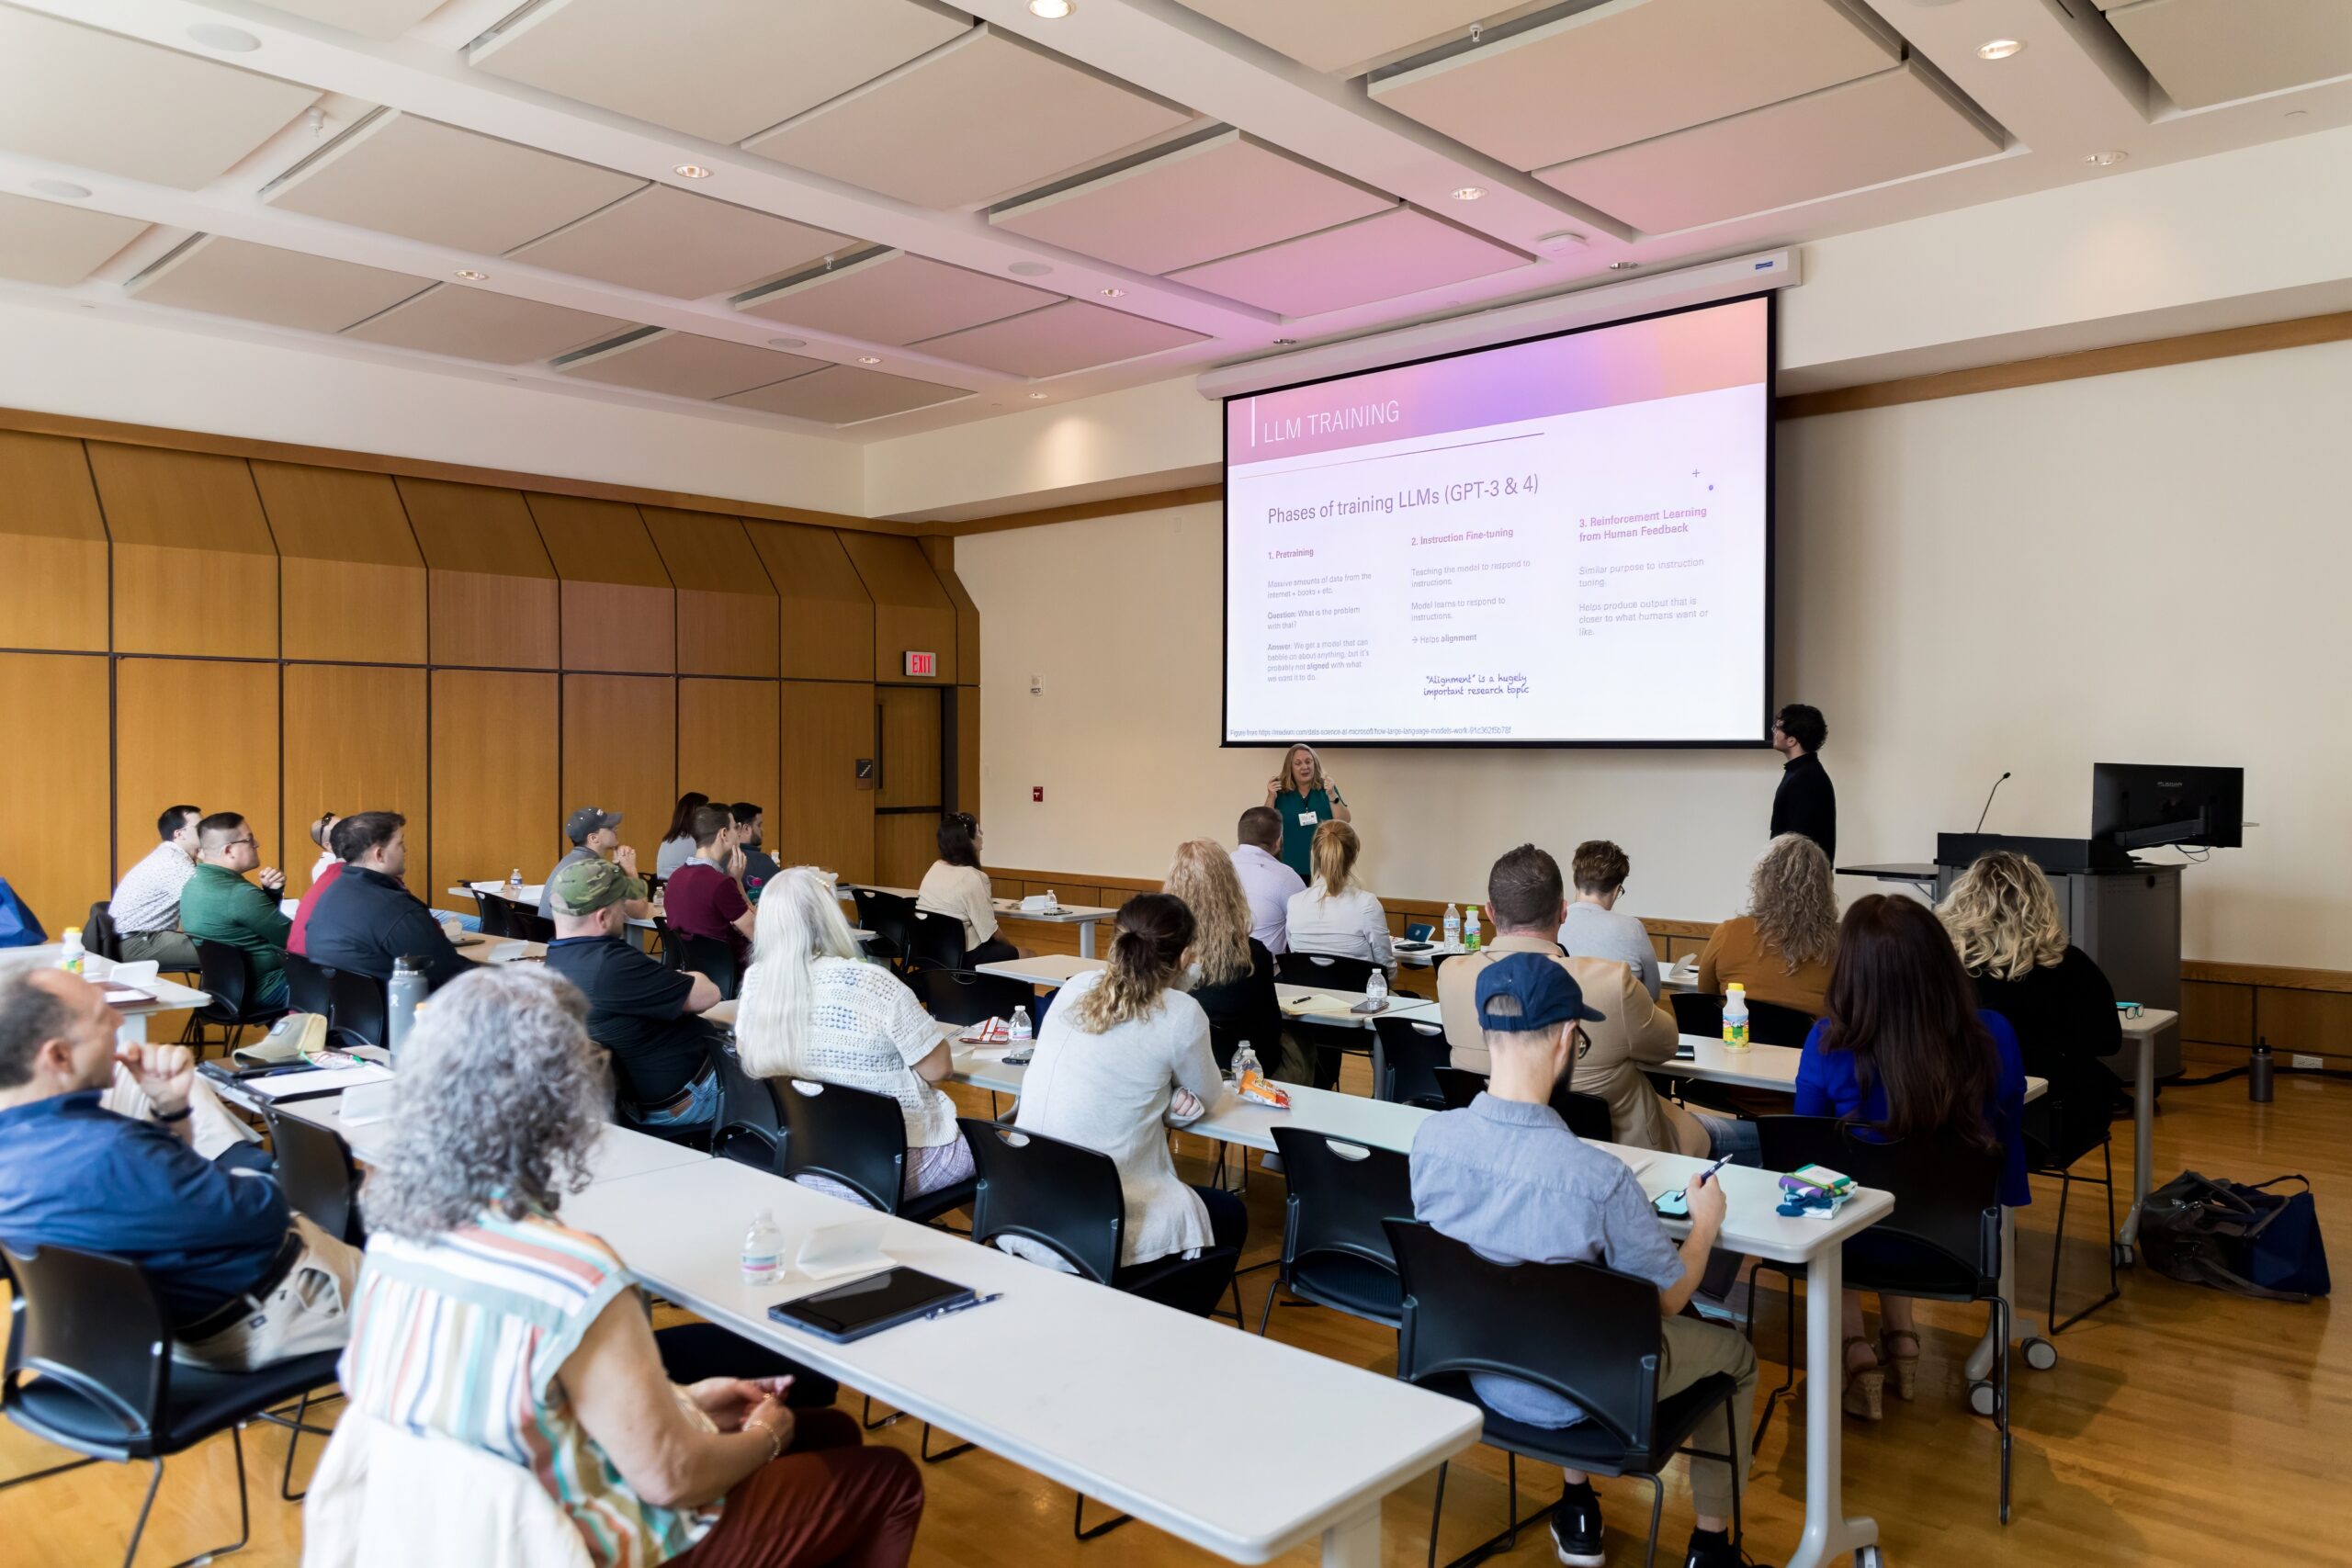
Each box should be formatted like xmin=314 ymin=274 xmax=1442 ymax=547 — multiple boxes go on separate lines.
xmin=5 ymin=1046 xmax=2344 ymax=1568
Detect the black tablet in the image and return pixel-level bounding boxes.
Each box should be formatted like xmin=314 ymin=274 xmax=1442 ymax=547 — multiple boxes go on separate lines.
xmin=767 ymin=1268 xmax=975 ymax=1343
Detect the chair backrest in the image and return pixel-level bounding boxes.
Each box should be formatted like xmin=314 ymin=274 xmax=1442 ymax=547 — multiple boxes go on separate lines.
xmin=1433 ymin=1065 xmax=1486 ymax=1110
xmin=672 ymin=934 xmax=741 ymax=999
xmin=193 ymin=940 xmax=253 ymax=1019
xmin=329 ymin=969 xmax=389 ymax=1047
xmin=1755 ymin=1115 xmax=2004 ymax=1290
xmin=1670 ymin=991 xmax=1720 ymax=1036
xmin=266 ymin=1108 xmax=361 ymax=1245
xmin=1277 ymin=949 xmax=1379 ymax=994
xmin=1386 ymin=1218 xmax=1664 ymax=1452
xmin=1426 ymin=1067 xmax=1611 ymax=1140
xmin=1270 ymin=1125 xmax=1414 ymax=1282
xmin=905 ymin=910 xmax=967 ymax=974
xmin=852 ymin=889 xmax=916 ymax=960
xmin=775 ymin=1078 xmax=910 ymax=1213
xmin=920 ymin=967 xmax=1038 ymax=1030
xmin=471 ymin=891 xmax=515 ymax=939
xmin=512 ymin=909 xmax=557 ymax=944
xmin=1372 ymin=1014 xmax=1452 ymax=1107
xmin=708 ymin=1036 xmax=781 ymax=1168
xmin=82 ymin=901 xmax=123 ymax=962
xmin=284 ymin=951 xmax=336 ymax=1018
xmin=957 ymin=1116 xmax=1123 ymax=1283
xmin=1747 ymin=998 xmax=1818 ymax=1047
xmin=0 ymin=1241 xmax=168 ymax=1443
xmin=1428 ymin=950 xmax=1461 ymax=983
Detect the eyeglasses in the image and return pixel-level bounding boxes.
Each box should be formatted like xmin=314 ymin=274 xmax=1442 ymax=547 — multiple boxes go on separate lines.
xmin=225 ymin=836 xmax=257 ymax=851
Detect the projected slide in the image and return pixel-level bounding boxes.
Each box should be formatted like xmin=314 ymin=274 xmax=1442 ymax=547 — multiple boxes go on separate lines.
xmin=1222 ymin=296 xmax=1771 ymax=747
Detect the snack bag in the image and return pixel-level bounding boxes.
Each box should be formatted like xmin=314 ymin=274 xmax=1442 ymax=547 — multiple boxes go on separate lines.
xmin=1237 ymin=1066 xmax=1290 ymax=1109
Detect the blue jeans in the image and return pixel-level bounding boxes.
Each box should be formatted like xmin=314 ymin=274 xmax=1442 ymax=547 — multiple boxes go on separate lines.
xmin=637 ymin=1069 xmax=719 ymax=1128
xmin=1702 ymin=1114 xmax=1762 ymax=1168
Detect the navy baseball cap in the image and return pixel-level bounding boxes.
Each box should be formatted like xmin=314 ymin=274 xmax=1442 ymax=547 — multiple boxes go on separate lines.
xmin=1476 ymin=953 xmax=1606 ymax=1032
xmin=564 ymin=806 xmax=622 ymax=844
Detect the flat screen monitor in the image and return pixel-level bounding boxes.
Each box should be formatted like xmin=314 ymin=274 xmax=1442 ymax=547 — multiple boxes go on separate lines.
xmin=1220 ymin=293 xmax=1774 ymax=748
xmin=2091 ymin=763 xmax=2245 ymax=850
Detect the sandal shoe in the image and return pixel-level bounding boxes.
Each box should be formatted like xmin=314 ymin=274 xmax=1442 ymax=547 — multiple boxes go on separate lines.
xmin=1842 ymin=1336 xmax=1884 ymax=1421
xmin=1881 ymin=1330 xmax=1921 ymax=1403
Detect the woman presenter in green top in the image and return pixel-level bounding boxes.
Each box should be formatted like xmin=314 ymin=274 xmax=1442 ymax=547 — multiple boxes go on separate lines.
xmin=1264 ymin=743 xmax=1351 ymax=882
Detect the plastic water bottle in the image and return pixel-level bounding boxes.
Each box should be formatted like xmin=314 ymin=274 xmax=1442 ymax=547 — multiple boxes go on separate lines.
xmin=1230 ymin=1041 xmax=1261 ymax=1085
xmin=1363 ymin=967 xmax=1388 ymax=1008
xmin=1010 ymin=1008 xmax=1032 ymax=1046
xmin=741 ymin=1209 xmax=785 ymax=1287
xmin=1464 ymin=906 xmax=1483 ymax=952
xmin=506 ymin=866 xmax=524 ymax=897
xmin=1442 ymin=903 xmax=1462 ymax=947
xmin=57 ymin=927 xmax=84 ymax=975
xmin=1723 ymin=983 xmax=1750 ymax=1050
xmin=386 ymin=955 xmax=429 ymax=1062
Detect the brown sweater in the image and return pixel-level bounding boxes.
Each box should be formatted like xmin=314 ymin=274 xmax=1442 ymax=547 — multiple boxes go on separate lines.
xmin=1696 ymin=915 xmax=1833 ymax=1017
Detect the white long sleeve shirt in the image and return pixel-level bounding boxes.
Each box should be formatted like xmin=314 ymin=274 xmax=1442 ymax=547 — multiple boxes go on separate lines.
xmin=1284 ymin=880 xmax=1396 ymax=974
xmin=1230 ymin=844 xmax=1304 ymax=955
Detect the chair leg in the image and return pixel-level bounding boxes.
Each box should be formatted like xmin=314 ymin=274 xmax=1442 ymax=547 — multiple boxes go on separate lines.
xmin=1728 ymin=1396 xmax=1745 ymax=1548
xmin=1996 ymin=1297 xmax=2013 ymax=1526
xmin=123 ymin=1460 xmax=166 ymax=1568
xmin=156 ymin=1421 xmax=254 ymax=1568
xmin=0 ymin=1453 xmax=99 ymax=1492
xmin=1073 ymin=1492 xmax=1133 ymax=1540
xmin=1426 ymin=1461 xmax=1449 ymax=1568
xmin=2049 ymin=1142 xmax=2122 ymax=1335
xmin=1641 ymin=1471 xmax=1667 ymax=1568
xmin=1751 ymin=1262 xmax=1798 ymax=1451
xmin=860 ymin=1393 xmax=899 ymax=1431
xmin=1258 ymin=1273 xmax=1283 ymax=1336
xmin=2046 ymin=1168 xmax=2073 ymax=1335
xmin=1225 ymin=1276 xmax=1245 ymax=1328
xmin=920 ymin=1423 xmax=975 ymax=1464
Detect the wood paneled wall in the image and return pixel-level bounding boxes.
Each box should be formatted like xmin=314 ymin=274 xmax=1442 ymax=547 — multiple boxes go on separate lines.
xmin=0 ymin=420 xmax=977 ymax=932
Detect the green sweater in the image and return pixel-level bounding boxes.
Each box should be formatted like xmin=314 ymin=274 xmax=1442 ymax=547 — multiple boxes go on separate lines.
xmin=178 ymin=863 xmax=292 ymax=992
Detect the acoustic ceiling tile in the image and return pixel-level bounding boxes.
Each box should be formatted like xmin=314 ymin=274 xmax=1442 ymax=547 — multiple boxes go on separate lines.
xmin=469 ymin=0 xmax=969 ymax=144
xmin=125 ymin=233 xmax=428 ymax=333
xmin=508 ymin=184 xmax=861 ymax=299
xmin=913 ymin=299 xmax=1207 ymax=378
xmin=735 ymin=251 xmax=1057 ymax=346
xmin=2102 ymin=0 xmax=2352 ymax=111
xmin=266 ymin=111 xmax=645 ymax=255
xmin=719 ymin=365 xmax=971 ymax=424
xmin=1168 ymin=207 xmax=1528 ymax=318
xmin=0 ymin=6 xmax=322 ymax=190
xmin=989 ymin=130 xmax=1393 ymax=276
xmin=741 ymin=25 xmax=1193 ymax=210
xmin=1368 ymin=0 xmax=1897 ymax=171
xmin=342 ymin=283 xmax=632 ymax=363
xmin=559 ymin=331 xmax=829 ymax=399
xmin=1534 ymin=62 xmax=2003 ymax=234
xmin=1171 ymin=0 xmax=1502 ymax=75
xmin=264 ymin=0 xmax=448 ymax=39
xmin=0 ymin=192 xmax=147 ymax=288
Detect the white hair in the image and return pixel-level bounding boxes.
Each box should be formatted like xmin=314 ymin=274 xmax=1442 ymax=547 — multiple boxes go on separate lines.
xmin=732 ymin=866 xmax=863 ymax=1080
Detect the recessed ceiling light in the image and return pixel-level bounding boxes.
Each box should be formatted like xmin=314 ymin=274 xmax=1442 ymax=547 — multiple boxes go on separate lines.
xmin=1608 ymin=260 xmax=1639 ymax=270
xmin=2084 ymin=150 xmax=2128 ymax=167
xmin=1535 ymin=230 xmax=1587 ymax=254
xmin=1028 ymin=391 xmax=1050 ymax=400
xmin=767 ymin=336 xmax=807 ymax=349
xmin=1028 ymin=0 xmax=1074 ymax=16
xmin=1099 ymin=287 xmax=1125 ymax=298
xmin=454 ymin=268 xmax=488 ymax=281
xmin=673 ymin=164 xmax=712 ymax=180
xmin=187 ymin=22 xmax=261 ymax=51
xmin=30 ymin=179 xmax=90 ymax=200
xmin=1451 ymin=186 xmax=1487 ymax=201
xmin=856 ymin=355 xmax=883 ymax=365
xmin=1272 ymin=337 xmax=1297 ymax=345
xmin=1976 ymin=38 xmax=2024 ymax=60
xmin=1007 ymin=260 xmax=1054 ymax=276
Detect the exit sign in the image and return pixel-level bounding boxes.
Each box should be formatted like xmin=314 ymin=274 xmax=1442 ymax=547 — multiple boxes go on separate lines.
xmin=904 ymin=650 xmax=936 ymax=678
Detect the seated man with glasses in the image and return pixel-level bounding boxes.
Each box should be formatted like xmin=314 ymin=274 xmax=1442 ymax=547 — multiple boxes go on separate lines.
xmin=177 ymin=810 xmax=292 ymax=1010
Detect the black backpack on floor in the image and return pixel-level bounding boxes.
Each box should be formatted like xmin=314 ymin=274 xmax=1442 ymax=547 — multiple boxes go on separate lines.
xmin=2139 ymin=1171 xmax=2330 ymax=1302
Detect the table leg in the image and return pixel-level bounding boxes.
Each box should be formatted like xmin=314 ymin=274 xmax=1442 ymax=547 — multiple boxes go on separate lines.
xmin=1320 ymin=1503 xmax=1381 ymax=1567
xmin=1789 ymin=1243 xmax=1876 ymax=1568
xmin=1078 ymin=920 xmax=1096 ymax=960
xmin=2117 ymin=1032 xmax=2156 ymax=1252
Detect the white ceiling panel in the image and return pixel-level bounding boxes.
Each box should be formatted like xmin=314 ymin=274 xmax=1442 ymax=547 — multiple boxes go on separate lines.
xmin=264 ymin=0 xmax=450 ymax=39
xmin=1172 ymin=0 xmax=1505 ymax=75
xmin=0 ymin=6 xmax=321 ymax=190
xmin=1369 ymin=0 xmax=1897 ymax=171
xmin=125 ymin=233 xmax=427 ymax=332
xmin=741 ymin=25 xmax=1193 ymax=210
xmin=0 ymin=192 xmax=147 ymax=287
xmin=508 ymin=185 xmax=860 ymax=299
xmin=342 ymin=282 xmax=631 ymax=362
xmin=735 ymin=251 xmax=1056 ymax=345
xmin=719 ymin=365 xmax=970 ymax=424
xmin=469 ymin=0 xmax=970 ymax=145
xmin=989 ymin=130 xmax=1393 ymax=276
xmin=1535 ymin=62 xmax=2002 ymax=233
xmin=1168 ymin=206 xmax=1527 ymax=317
xmin=2101 ymin=0 xmax=2352 ymax=111
xmin=912 ymin=299 xmax=1208 ymax=378
xmin=558 ymin=331 xmax=829 ymax=399
xmin=266 ymin=110 xmax=645 ymax=254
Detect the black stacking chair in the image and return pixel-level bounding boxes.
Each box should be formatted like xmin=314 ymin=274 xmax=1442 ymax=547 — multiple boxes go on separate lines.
xmin=1276 ymin=950 xmax=1382 ymax=1091
xmin=1669 ymin=991 xmax=1816 ymax=1047
xmin=1259 ymin=1126 xmax=1413 ymax=1334
xmin=774 ymin=1079 xmax=975 ymax=1226
xmin=1388 ymin=1219 xmax=1746 ymax=1568
xmin=471 ymin=888 xmax=517 ymax=938
xmin=185 ymin=942 xmax=286 ymax=1054
xmin=512 ymin=908 xmax=557 ymax=943
xmin=281 ymin=952 xmax=336 ymax=1021
xmin=82 ymin=902 xmax=123 ymax=963
xmin=708 ymin=1035 xmax=781 ymax=1169
xmin=1372 ymin=1013 xmax=1453 ymax=1108
xmin=0 ymin=1243 xmax=342 ymax=1565
xmin=919 ymin=967 xmax=1041 ymax=1032
xmin=904 ymin=910 xmax=967 ymax=975
xmin=1430 ymin=1066 xmax=1614 ymax=1142
xmin=257 ymin=1110 xmax=362 ymax=1498
xmin=671 ymin=934 xmax=741 ymax=999
xmin=852 ymin=888 xmax=917 ymax=970
xmin=2028 ymin=1077 xmax=2125 ymax=1334
xmin=326 ymin=969 xmax=388 ymax=1048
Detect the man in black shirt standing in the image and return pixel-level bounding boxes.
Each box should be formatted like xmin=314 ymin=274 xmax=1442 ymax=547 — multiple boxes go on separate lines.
xmin=540 ymin=857 xmax=726 ymax=1130
xmin=1769 ymin=703 xmax=1836 ymax=863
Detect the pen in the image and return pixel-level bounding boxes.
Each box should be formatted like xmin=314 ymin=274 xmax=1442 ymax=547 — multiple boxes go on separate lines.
xmin=1683 ymin=1153 xmax=1736 ymax=1193
xmin=926 ymin=1292 xmax=1004 ymax=1321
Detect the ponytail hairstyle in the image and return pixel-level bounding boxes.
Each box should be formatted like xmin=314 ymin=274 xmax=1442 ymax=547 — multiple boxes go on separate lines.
xmin=935 ymin=812 xmax=983 ymax=870
xmin=733 ymin=867 xmax=863 ymax=1080
xmin=1818 ymin=895 xmax=1999 ymax=1149
xmin=662 ymin=791 xmax=709 ymax=844
xmin=1308 ymin=818 xmax=1362 ymax=900
xmin=1164 ymin=838 xmax=1254 ymax=987
xmin=1069 ymin=893 xmax=1193 ymax=1033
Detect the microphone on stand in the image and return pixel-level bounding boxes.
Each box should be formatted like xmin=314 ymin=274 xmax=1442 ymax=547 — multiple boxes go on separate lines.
xmin=1974 ymin=772 xmax=2013 ymax=834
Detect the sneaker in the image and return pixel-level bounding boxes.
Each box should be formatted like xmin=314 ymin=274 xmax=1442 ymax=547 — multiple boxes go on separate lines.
xmin=1549 ymin=1486 xmax=1605 ymax=1567
xmin=1683 ymin=1527 xmax=1742 ymax=1568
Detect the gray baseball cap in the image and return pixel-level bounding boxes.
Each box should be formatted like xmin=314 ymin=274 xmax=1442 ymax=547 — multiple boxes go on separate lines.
xmin=563 ymin=806 xmax=622 ymax=845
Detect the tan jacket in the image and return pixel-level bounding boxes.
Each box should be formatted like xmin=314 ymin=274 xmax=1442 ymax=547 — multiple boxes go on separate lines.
xmin=1438 ymin=932 xmax=1704 ymax=1156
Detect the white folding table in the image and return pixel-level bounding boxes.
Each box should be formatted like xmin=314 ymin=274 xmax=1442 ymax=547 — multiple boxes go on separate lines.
xmin=844 ymin=884 xmax=1121 ymax=958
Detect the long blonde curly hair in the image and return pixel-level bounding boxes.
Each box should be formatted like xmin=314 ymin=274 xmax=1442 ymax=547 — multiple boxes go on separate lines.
xmin=1276 ymin=743 xmax=1328 ymax=800
xmin=1938 ymin=850 xmax=2067 ymax=981
xmin=1165 ymin=838 xmax=1254 ymax=987
xmin=1748 ymin=833 xmax=1839 ymax=973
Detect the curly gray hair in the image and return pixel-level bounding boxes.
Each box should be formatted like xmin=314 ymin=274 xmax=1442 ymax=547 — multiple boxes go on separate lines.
xmin=360 ymin=965 xmax=612 ymax=1242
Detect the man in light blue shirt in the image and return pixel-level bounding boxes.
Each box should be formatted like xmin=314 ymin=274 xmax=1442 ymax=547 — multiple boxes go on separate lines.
xmin=1409 ymin=952 xmax=1754 ymax=1568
